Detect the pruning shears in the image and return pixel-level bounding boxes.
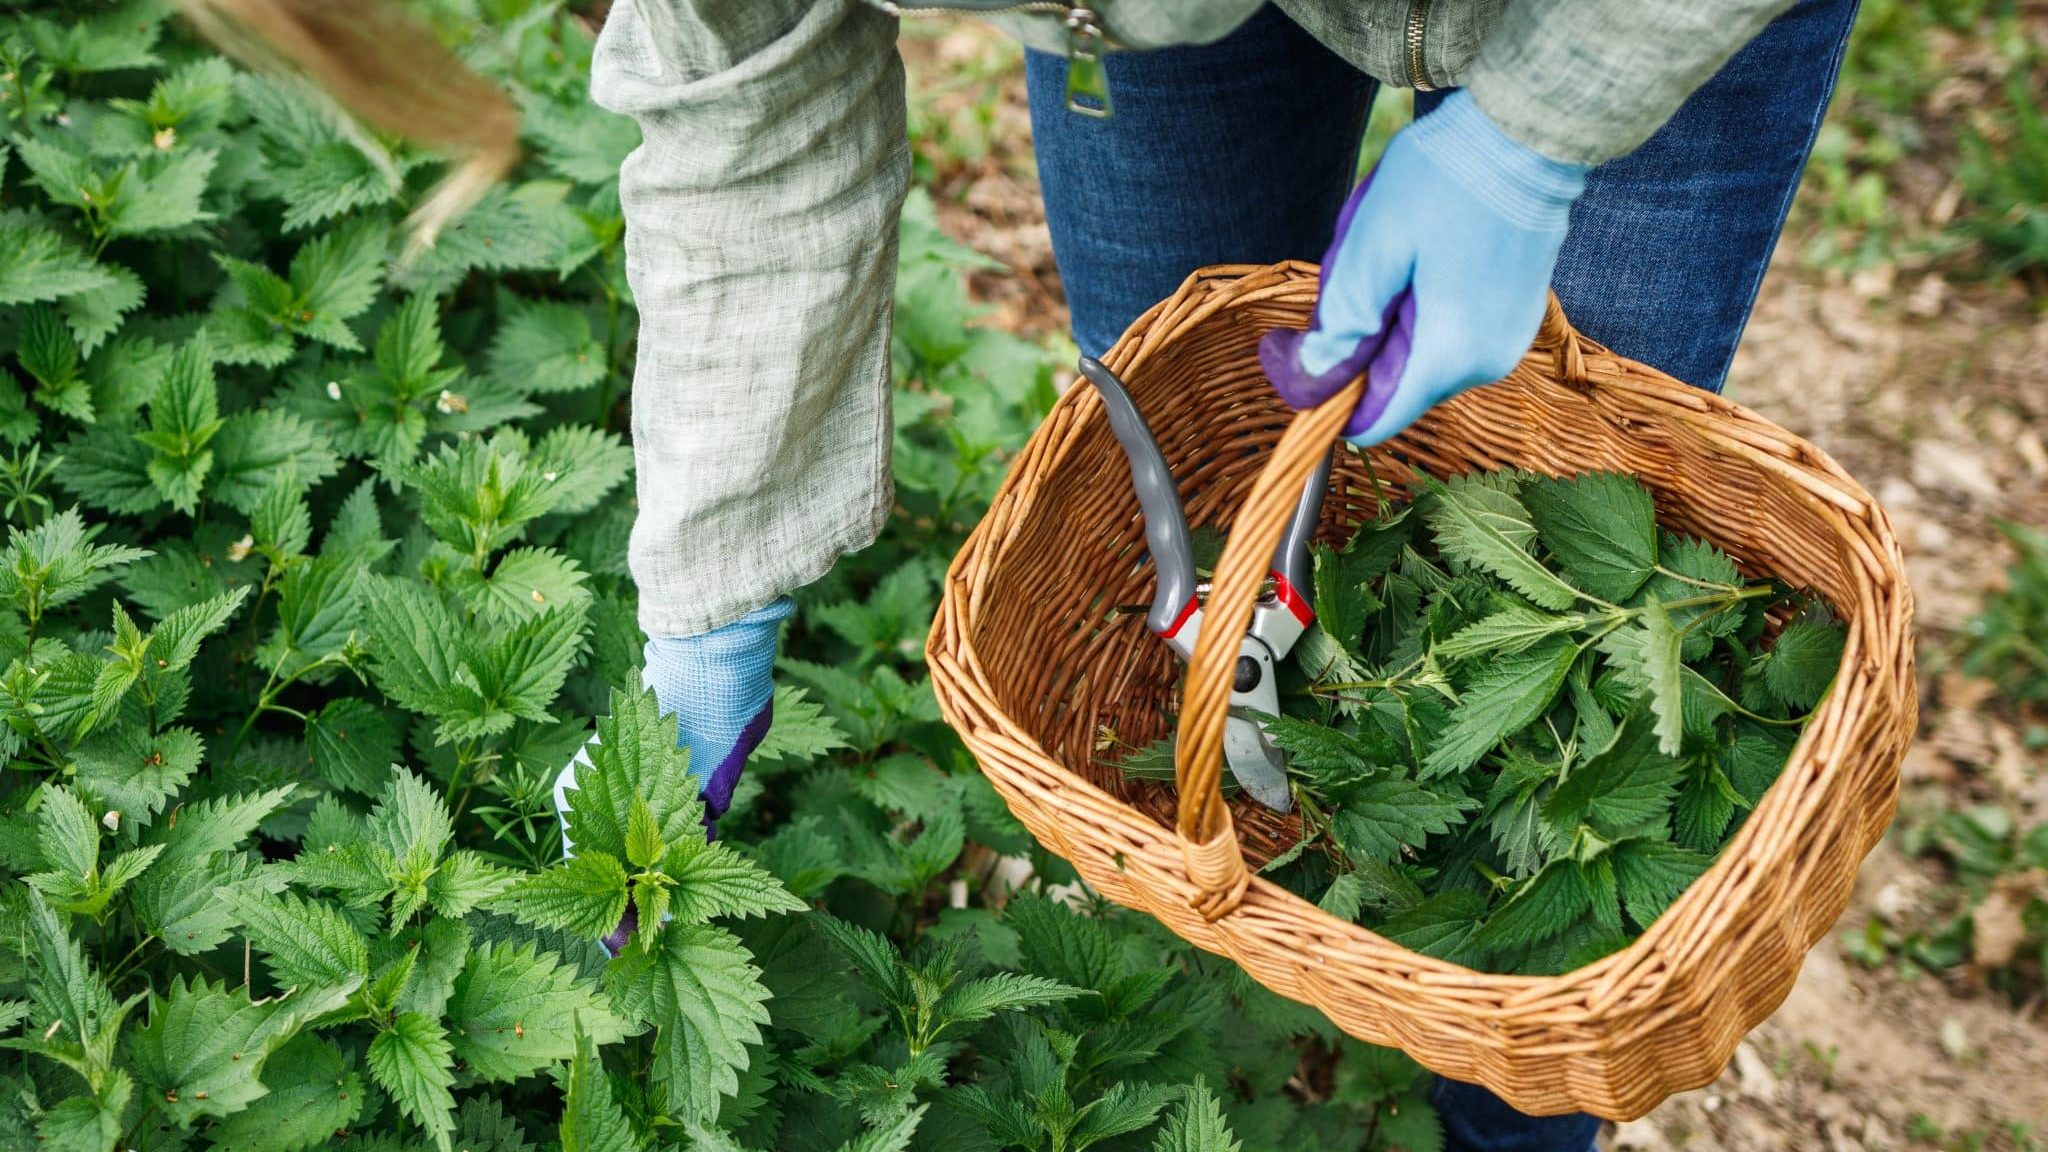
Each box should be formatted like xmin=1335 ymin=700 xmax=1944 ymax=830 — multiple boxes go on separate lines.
xmin=1078 ymin=357 xmax=1333 ymax=814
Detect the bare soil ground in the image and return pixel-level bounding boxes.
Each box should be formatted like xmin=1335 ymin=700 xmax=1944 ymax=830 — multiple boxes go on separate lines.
xmin=901 ymin=23 xmax=2048 ymax=1150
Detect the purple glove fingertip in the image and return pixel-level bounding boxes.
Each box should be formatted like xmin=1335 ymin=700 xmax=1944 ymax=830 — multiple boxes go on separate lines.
xmin=1260 ymin=290 xmax=1411 ymax=439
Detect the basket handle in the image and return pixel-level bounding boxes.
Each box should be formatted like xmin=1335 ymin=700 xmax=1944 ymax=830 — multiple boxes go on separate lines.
xmin=1170 ymin=293 xmax=1583 ymax=919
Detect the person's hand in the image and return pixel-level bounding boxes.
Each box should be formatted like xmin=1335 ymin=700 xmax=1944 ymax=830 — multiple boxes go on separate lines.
xmin=1259 ymin=90 xmax=1591 ymax=444
xmin=553 ymin=596 xmax=793 ymax=954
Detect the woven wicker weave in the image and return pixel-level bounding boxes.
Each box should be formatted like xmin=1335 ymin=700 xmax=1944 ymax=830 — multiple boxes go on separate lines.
xmin=925 ymin=262 xmax=1916 ymax=1120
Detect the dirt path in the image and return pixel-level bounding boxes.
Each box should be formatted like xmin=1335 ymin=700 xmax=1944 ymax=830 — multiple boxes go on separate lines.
xmin=902 ymin=23 xmax=2048 ymax=1149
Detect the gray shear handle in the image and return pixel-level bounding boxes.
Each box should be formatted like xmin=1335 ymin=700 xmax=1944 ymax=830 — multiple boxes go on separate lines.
xmin=1271 ymin=450 xmax=1332 ymax=600
xmin=1078 ymin=357 xmax=1198 ymax=636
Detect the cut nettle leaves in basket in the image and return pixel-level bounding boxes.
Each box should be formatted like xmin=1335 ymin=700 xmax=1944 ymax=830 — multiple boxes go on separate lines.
xmin=1113 ymin=469 xmax=1845 ymax=977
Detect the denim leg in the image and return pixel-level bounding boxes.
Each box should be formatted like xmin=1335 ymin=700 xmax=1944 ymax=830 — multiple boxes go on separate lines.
xmin=1025 ymin=3 xmax=1376 ymax=359
xmin=1418 ymin=0 xmax=1861 ymax=392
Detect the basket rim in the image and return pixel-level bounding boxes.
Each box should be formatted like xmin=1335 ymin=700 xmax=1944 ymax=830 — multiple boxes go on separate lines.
xmin=926 ymin=261 xmax=1914 ymax=1101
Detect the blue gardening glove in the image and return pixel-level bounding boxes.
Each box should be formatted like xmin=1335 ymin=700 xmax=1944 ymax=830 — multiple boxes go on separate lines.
xmin=553 ymin=595 xmax=793 ymax=954
xmin=1260 ymin=90 xmax=1591 ymax=444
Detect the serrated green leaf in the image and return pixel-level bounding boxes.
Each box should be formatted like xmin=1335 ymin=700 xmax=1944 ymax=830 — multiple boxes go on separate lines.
xmin=489 ymin=297 xmax=607 ymax=394
xmin=1435 ymin=601 xmax=1587 ymax=661
xmin=1150 ymin=1078 xmax=1241 ymax=1152
xmin=1329 ymin=778 xmax=1469 ymax=865
xmin=935 ymin=972 xmax=1087 ymax=1025
xmin=367 ymin=1012 xmax=456 ymax=1150
xmin=305 ymin=696 xmax=401 ymax=794
xmin=127 ymin=976 xmax=348 ymax=1125
xmin=217 ymin=889 xmax=369 ymax=988
xmin=560 ymin=1020 xmax=638 ymax=1152
xmin=500 ymin=852 xmax=631 ymax=940
xmin=660 ymin=835 xmax=809 ymax=923
xmin=0 ymin=214 xmax=120 ymax=306
xmin=1421 ymin=636 xmax=1576 ymax=778
xmin=1421 ymin=477 xmax=1581 ymax=610
xmin=204 ymin=1032 xmax=365 ymax=1152
xmin=749 ymin=685 xmax=851 ymax=767
xmin=463 ymin=546 xmax=592 ymax=625
xmin=1475 ymin=859 xmax=1593 ymax=954
xmin=447 ymin=941 xmax=628 ymax=1083
xmin=608 ymin=923 xmax=772 ymax=1120
xmin=1611 ymin=838 xmax=1710 ymax=931
xmin=1762 ymin=618 xmax=1846 ymax=711
xmin=1540 ymin=708 xmax=1684 ymax=844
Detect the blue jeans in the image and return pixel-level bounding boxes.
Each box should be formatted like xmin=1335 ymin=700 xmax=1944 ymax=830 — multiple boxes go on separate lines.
xmin=1024 ymin=2 xmax=1858 ymax=1149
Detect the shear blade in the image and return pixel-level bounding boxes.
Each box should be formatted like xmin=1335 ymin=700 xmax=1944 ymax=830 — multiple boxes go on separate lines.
xmin=1222 ymin=712 xmax=1293 ymax=813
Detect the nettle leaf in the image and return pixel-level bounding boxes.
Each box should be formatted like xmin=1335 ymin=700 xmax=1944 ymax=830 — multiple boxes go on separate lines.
xmin=104 ymin=148 xmax=218 ymax=238
xmin=19 ymin=891 xmax=124 ymax=1083
xmin=1612 ymin=838 xmax=1711 ymax=929
xmin=59 ymin=265 xmax=146 ymax=357
xmin=560 ymin=1021 xmax=638 ymax=1152
xmin=462 ymin=546 xmax=593 ymax=625
xmin=559 ymin=681 xmax=701 ymax=858
xmin=1421 ymin=476 xmax=1581 ymax=611
xmin=1761 ymin=617 xmax=1846 ymax=711
xmin=1255 ymin=710 xmax=1398 ymax=779
xmin=0 ymin=210 xmax=120 ymax=307
xmin=217 ymin=889 xmax=370 ymax=989
xmin=1421 ymin=636 xmax=1576 ymax=779
xmin=521 ymin=92 xmax=641 ymax=188
xmin=1475 ymin=858 xmax=1593 ymax=954
xmin=126 ymin=977 xmax=348 ymax=1125
xmin=395 ymin=435 xmax=564 ymax=558
xmin=661 ymin=834 xmax=809 ymax=923
xmin=26 ymin=3 xmax=163 ymax=73
xmin=261 ymin=552 xmax=363 ymax=678
xmin=935 ymin=972 xmax=1087 ymax=1025
xmin=305 ymin=696 xmax=402 ymax=795
xmin=749 ymin=685 xmax=851 ymax=767
xmin=1635 ymin=534 xmax=1744 ymax=658
xmin=367 ymin=1011 xmax=457 ymax=1151
xmin=204 ymin=1032 xmax=365 ymax=1152
xmin=211 ymin=408 xmax=342 ymax=515
xmin=1435 ymin=600 xmax=1587 ymax=661
xmin=607 ymin=923 xmax=773 ymax=1121
xmin=446 ymin=941 xmax=628 ymax=1083
xmin=1376 ymin=890 xmax=1486 ymax=965
xmin=209 ymin=220 xmax=388 ymax=364
xmin=1152 ymin=1080 xmax=1242 ymax=1152
xmin=499 ymin=852 xmax=630 ymax=939
xmin=489 ymin=296 xmax=607 ymax=394
xmin=1329 ymin=778 xmax=1469 ymax=865
xmin=1540 ymin=708 xmax=1683 ymax=845
xmin=34 ymin=1071 xmax=130 ymax=1152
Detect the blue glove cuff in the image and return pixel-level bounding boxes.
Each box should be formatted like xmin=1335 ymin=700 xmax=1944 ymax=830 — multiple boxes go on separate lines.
xmin=1404 ymin=91 xmax=1591 ymax=231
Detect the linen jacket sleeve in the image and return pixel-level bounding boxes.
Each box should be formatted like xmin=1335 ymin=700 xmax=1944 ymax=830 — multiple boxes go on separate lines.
xmin=591 ymin=0 xmax=909 ymax=638
xmin=1460 ymin=0 xmax=1802 ymax=165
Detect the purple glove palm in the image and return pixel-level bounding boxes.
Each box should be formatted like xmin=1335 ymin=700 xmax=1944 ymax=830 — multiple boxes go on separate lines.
xmin=553 ymin=595 xmax=792 ymax=953
xmin=1261 ymin=91 xmax=1591 ymax=444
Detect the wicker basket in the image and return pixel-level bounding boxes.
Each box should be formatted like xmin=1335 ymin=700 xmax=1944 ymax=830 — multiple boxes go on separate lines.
xmin=925 ymin=261 xmax=1916 ymax=1120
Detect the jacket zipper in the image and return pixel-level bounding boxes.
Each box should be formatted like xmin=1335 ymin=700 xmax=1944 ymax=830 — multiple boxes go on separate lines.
xmin=1404 ymin=0 xmax=1436 ymax=91
xmin=877 ymin=2 xmax=1114 ymax=118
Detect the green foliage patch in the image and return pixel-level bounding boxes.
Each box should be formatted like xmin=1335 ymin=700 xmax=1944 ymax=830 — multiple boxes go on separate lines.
xmin=1116 ymin=470 xmax=1845 ymax=977
xmin=0 ymin=3 xmax=1469 ymax=1150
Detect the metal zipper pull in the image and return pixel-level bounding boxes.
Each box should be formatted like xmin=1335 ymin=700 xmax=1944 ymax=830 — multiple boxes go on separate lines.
xmin=1064 ymin=7 xmax=1112 ymax=119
